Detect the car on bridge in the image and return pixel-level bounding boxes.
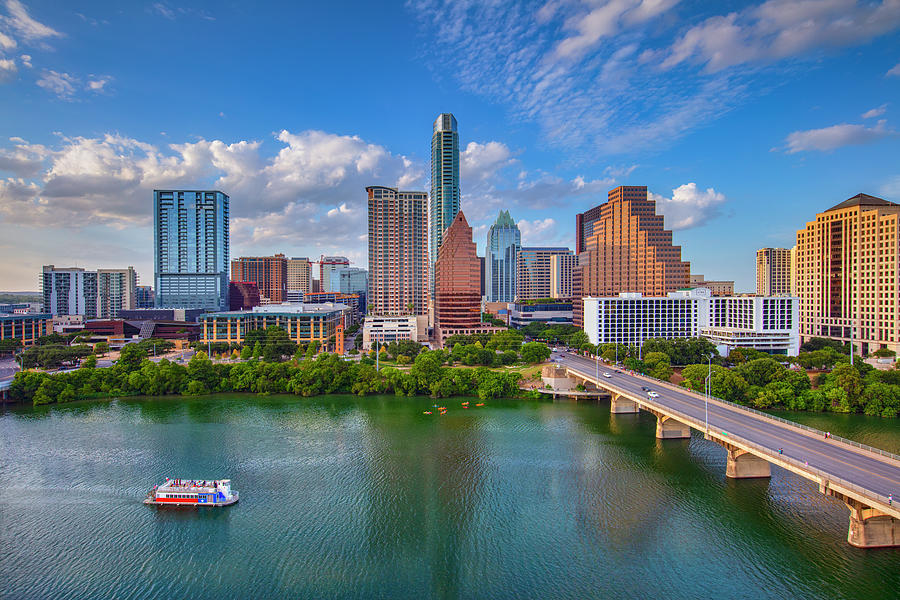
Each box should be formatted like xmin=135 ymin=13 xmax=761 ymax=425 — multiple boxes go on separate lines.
xmin=647 ymin=391 xmax=660 ymax=398
xmin=603 ymin=372 xmax=612 ymax=378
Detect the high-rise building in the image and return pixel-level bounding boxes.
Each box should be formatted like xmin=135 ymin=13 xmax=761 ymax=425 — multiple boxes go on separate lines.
xmin=229 ymin=281 xmax=261 ymax=311
xmin=97 ymin=267 xmax=137 ymax=319
xmin=756 ymin=248 xmax=793 ymax=296
xmin=430 ymin=113 xmax=460 ymax=294
xmin=575 ymin=185 xmax=690 ymax=325
xmin=795 ymin=193 xmax=900 ymax=354
xmin=319 ymin=256 xmax=350 ymax=293
xmin=367 ymin=185 xmax=428 ymax=316
xmin=434 ymin=211 xmax=483 ymax=339
xmin=231 ymin=254 xmax=288 ymax=303
xmin=41 ymin=266 xmax=97 ymax=317
xmin=485 ymin=210 xmax=521 ymax=302
xmin=287 ymin=257 xmax=312 ymax=294
xmin=550 ymin=253 xmax=576 ymax=299
xmin=136 ymin=285 xmax=155 ymax=309
xmin=338 ymin=267 xmax=368 ymax=295
xmin=517 ymin=247 xmax=573 ymax=301
xmin=575 ymin=204 xmax=605 ymax=255
xmin=154 ymin=190 xmax=229 ymax=311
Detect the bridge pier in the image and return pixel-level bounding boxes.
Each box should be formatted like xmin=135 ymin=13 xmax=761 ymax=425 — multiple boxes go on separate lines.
xmin=654 ymin=414 xmax=691 ymax=439
xmin=822 ymin=487 xmax=900 ymax=548
xmin=724 ymin=447 xmax=771 ymax=479
xmin=610 ymin=393 xmax=639 ymax=414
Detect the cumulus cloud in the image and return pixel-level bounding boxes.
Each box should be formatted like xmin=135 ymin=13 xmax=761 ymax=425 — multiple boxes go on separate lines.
xmin=516 ymin=217 xmax=569 ymax=248
xmin=650 ymin=183 xmax=726 ymax=230
xmin=0 ymin=129 xmax=423 ymax=230
xmin=460 ymin=141 xmax=516 ymax=181
xmin=862 ymin=104 xmax=887 ymax=119
xmin=781 ymin=120 xmax=897 ymax=153
xmin=36 ymin=69 xmax=77 ymax=98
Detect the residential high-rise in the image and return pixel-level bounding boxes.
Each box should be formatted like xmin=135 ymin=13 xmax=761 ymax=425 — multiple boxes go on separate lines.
xmin=430 ymin=113 xmax=460 ymax=294
xmin=154 ymin=190 xmax=229 ymax=311
xmin=434 ymin=211 xmax=482 ymax=337
xmin=97 ymin=267 xmax=137 ymax=318
xmin=756 ymin=248 xmax=793 ymax=296
xmin=575 ymin=185 xmax=690 ymax=325
xmin=367 ymin=185 xmax=428 ymax=315
xmin=319 ymin=256 xmax=350 ymax=293
xmin=795 ymin=193 xmax=900 ymax=354
xmin=485 ymin=210 xmax=520 ymax=302
xmin=287 ymin=257 xmax=312 ymax=294
xmin=136 ymin=285 xmax=155 ymax=309
xmin=550 ymin=254 xmax=576 ymax=299
xmin=517 ymin=247 xmax=573 ymax=301
xmin=41 ymin=266 xmax=97 ymax=317
xmin=229 ymin=281 xmax=261 ymax=311
xmin=231 ymin=254 xmax=288 ymax=303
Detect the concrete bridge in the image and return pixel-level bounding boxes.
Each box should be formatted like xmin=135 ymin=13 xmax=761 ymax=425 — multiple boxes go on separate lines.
xmin=546 ymin=351 xmax=900 ymax=548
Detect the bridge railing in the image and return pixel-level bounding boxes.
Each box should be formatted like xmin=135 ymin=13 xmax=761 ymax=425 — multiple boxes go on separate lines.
xmin=577 ymin=356 xmax=900 ymax=463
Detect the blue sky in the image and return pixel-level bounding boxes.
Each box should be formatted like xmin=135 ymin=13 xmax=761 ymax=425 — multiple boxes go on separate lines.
xmin=1 ymin=0 xmax=899 ymax=292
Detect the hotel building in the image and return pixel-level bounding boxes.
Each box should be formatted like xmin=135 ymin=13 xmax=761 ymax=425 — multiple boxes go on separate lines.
xmin=287 ymin=257 xmax=312 ymax=295
xmin=794 ymin=193 xmax=900 ymax=354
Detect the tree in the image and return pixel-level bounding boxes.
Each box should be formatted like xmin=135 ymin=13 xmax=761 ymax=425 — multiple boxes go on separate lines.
xmin=567 ymin=330 xmax=589 ymax=349
xmin=94 ymin=342 xmax=109 ymax=357
xmin=735 ymin=358 xmax=784 ymax=388
xmin=0 ymin=338 xmax=22 ymax=355
xmin=116 ymin=344 xmax=147 ymax=373
xmin=520 ymin=342 xmax=550 ymax=364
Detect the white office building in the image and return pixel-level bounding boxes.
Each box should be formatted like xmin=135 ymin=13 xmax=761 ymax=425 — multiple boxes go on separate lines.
xmin=362 ymin=315 xmax=427 ymax=350
xmin=582 ymin=288 xmax=799 ymax=356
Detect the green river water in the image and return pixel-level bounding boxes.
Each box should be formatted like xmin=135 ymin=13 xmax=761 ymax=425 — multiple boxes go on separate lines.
xmin=1 ymin=394 xmax=898 ymax=599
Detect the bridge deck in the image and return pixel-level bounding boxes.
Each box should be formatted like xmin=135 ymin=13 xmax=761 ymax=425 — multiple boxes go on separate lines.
xmin=557 ymin=351 xmax=900 ymax=519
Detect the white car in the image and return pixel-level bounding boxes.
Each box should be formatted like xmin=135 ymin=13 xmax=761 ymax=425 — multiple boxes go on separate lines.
xmin=602 ymin=372 xmax=612 ymax=378
xmin=647 ymin=391 xmax=660 ymax=398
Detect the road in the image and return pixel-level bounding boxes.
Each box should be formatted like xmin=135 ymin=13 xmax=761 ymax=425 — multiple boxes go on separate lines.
xmin=555 ymin=351 xmax=900 ymax=502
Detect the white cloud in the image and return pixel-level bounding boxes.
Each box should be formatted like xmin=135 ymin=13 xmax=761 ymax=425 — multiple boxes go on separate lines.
xmin=151 ymin=3 xmax=176 ymax=20
xmin=649 ymin=182 xmax=726 ymax=230
xmin=516 ymin=217 xmax=569 ymax=248
xmin=18 ymin=52 xmax=29 ymax=67
xmin=2 ymin=0 xmax=61 ymax=42
xmin=0 ymin=129 xmax=423 ymax=230
xmin=662 ymin=0 xmax=900 ymax=73
xmin=782 ymin=120 xmax=897 ymax=153
xmin=36 ymin=69 xmax=77 ymax=98
xmin=86 ymin=76 xmax=111 ymax=91
xmin=326 ymin=203 xmax=352 ymax=217
xmin=0 ymin=56 xmax=14 ymax=80
xmin=0 ymin=30 xmax=14 ymax=49
xmin=460 ymin=141 xmax=515 ymax=181
xmin=409 ymin=0 xmax=900 ymax=156
xmin=862 ymin=104 xmax=887 ymax=119
xmin=888 ymin=62 xmax=900 ymax=77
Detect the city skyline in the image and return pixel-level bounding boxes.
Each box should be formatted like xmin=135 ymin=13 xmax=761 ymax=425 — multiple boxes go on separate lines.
xmin=1 ymin=1 xmax=899 ymax=291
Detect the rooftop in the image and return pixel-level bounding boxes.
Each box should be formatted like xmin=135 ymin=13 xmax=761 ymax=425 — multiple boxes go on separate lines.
xmin=825 ymin=193 xmax=897 ymax=212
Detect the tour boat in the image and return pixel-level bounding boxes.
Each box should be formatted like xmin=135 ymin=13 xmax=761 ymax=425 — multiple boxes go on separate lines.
xmin=144 ymin=478 xmax=238 ymax=507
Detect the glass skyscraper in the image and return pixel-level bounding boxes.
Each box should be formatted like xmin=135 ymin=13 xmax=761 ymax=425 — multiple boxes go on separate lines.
xmin=430 ymin=113 xmax=460 ymax=295
xmin=154 ymin=190 xmax=230 ymax=310
xmin=485 ymin=210 xmax=520 ymax=302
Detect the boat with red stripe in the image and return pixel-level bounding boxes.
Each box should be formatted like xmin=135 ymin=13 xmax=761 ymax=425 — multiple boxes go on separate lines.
xmin=144 ymin=478 xmax=238 ymax=507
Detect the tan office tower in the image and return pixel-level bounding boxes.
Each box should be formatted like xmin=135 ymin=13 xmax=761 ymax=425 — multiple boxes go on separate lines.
xmin=517 ymin=247 xmax=573 ymax=300
xmin=367 ymin=185 xmax=428 ymax=316
xmin=287 ymin=257 xmax=312 ymax=294
xmin=575 ymin=185 xmax=690 ymax=325
xmin=795 ymin=193 xmax=900 ymax=354
xmin=756 ymin=248 xmax=792 ymax=296
xmin=550 ymin=253 xmax=576 ymax=299
xmin=231 ymin=254 xmax=288 ymax=303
